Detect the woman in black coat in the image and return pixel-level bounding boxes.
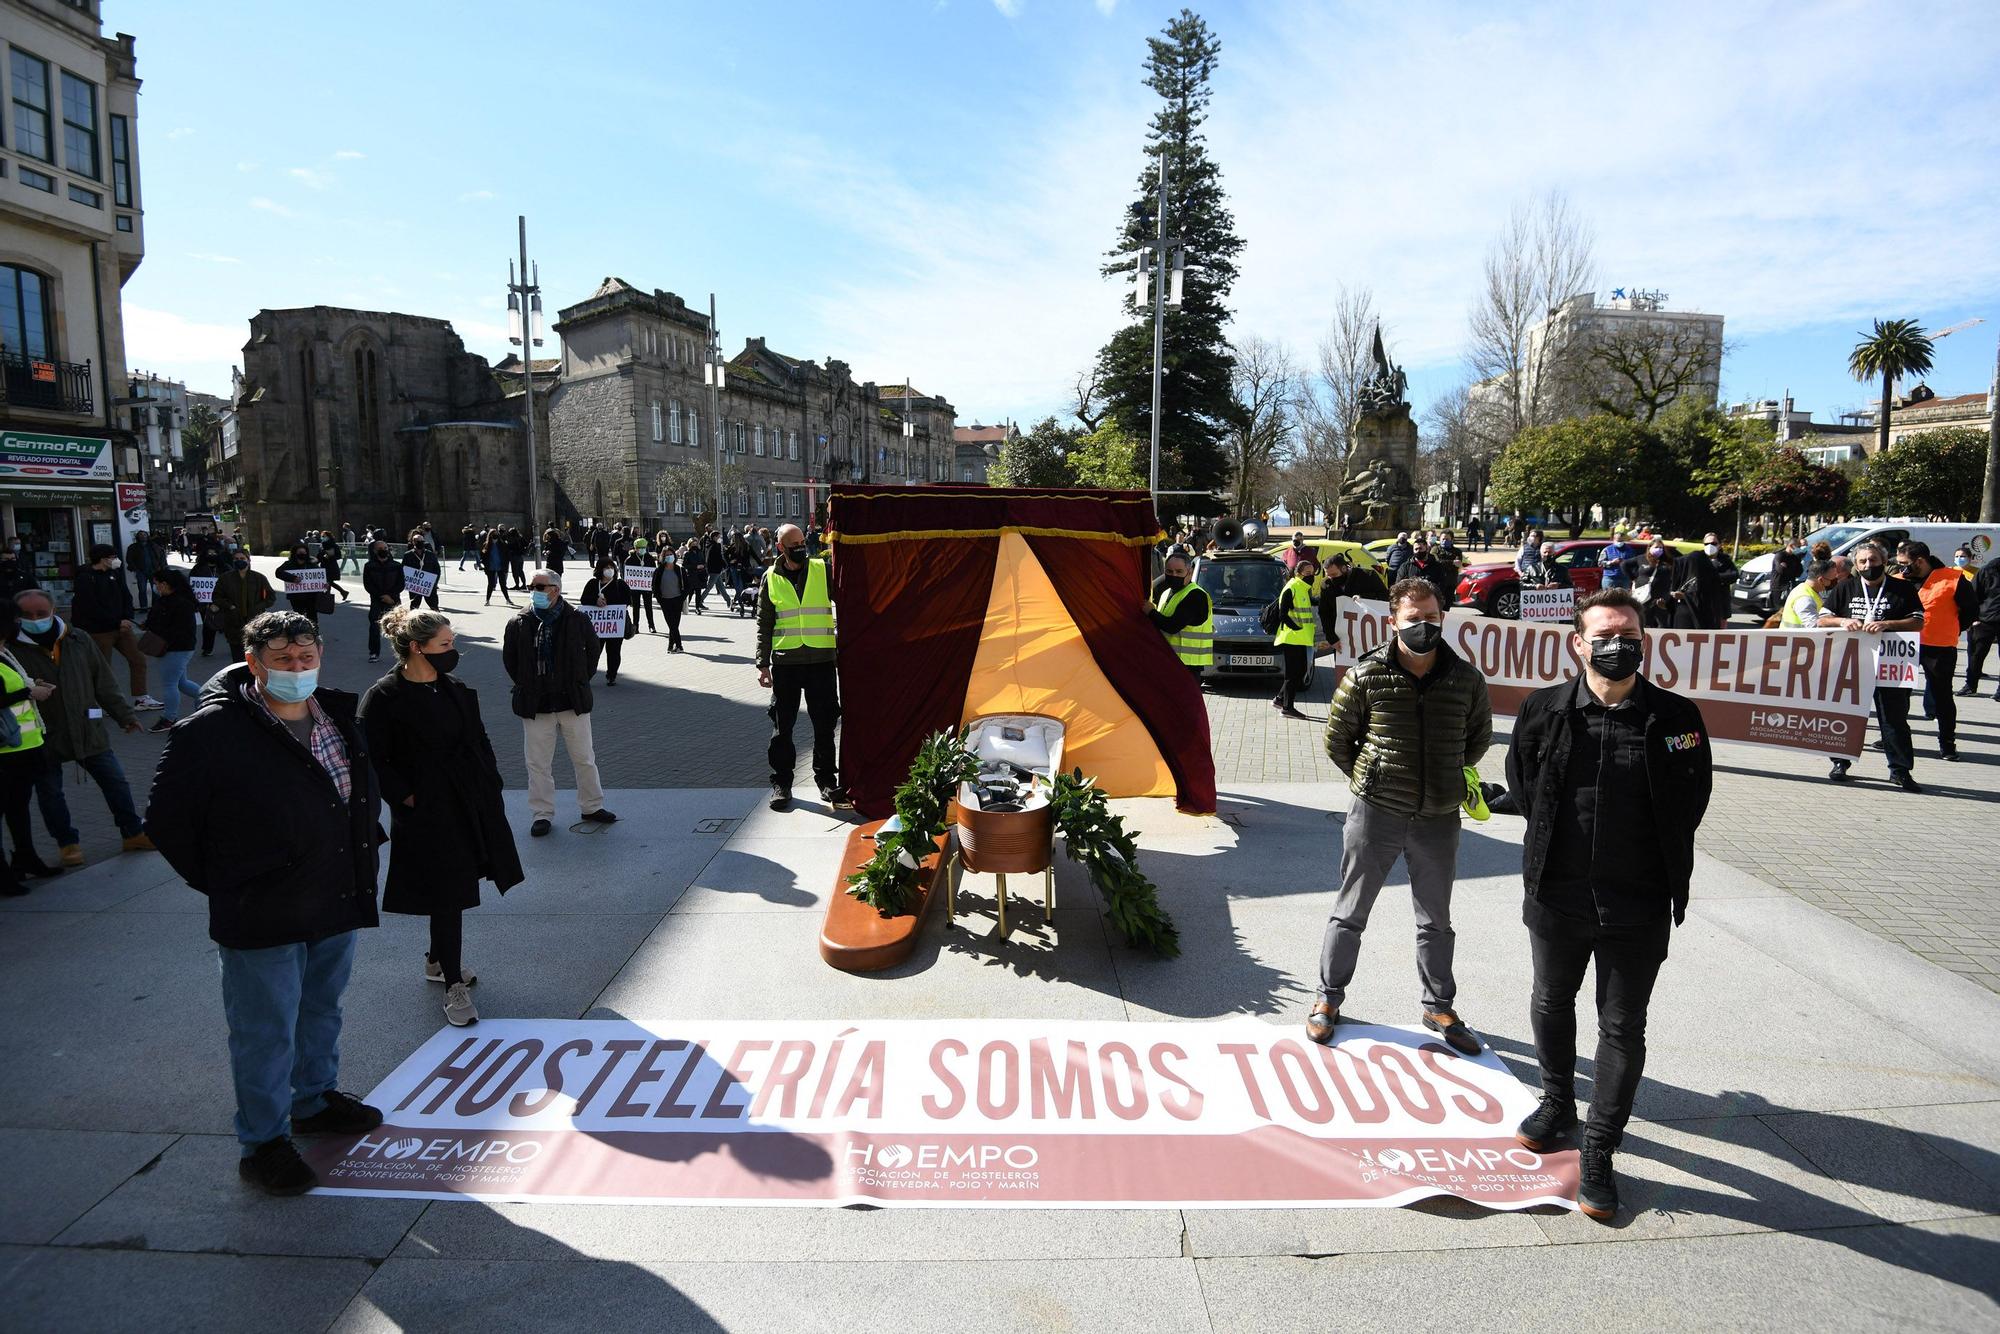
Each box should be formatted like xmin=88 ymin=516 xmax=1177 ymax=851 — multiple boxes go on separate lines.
xmin=579 ymin=559 xmax=637 ymax=685
xmin=358 ymin=607 xmax=523 ymax=1027
xmin=275 ymin=545 xmax=325 ymax=627
xmin=142 ymin=567 xmax=202 ymax=731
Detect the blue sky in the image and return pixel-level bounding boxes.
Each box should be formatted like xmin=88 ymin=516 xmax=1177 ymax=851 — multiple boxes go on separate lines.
xmin=114 ymin=0 xmax=2000 ymax=430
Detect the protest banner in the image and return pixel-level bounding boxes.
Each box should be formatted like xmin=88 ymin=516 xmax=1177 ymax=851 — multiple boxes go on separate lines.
xmin=191 ymin=576 xmax=216 ymax=605
xmin=1518 ymin=586 xmax=1574 ymax=622
xmin=302 ymin=1017 xmax=1573 ymax=1210
xmin=403 ymin=567 xmax=439 ymax=598
xmin=1332 ymin=599 xmax=1890 ymax=758
xmin=623 ymin=563 xmax=654 ymax=592
xmin=586 ymin=606 xmax=628 ymax=639
xmin=1872 ymin=631 xmax=1920 ymax=688
xmin=286 ymin=567 xmax=328 ymax=594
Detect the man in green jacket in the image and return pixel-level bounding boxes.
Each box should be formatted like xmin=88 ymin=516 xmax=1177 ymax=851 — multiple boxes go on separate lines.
xmin=1312 ymin=577 xmax=1492 ymax=1055
xmin=10 ymin=588 xmax=151 ymax=867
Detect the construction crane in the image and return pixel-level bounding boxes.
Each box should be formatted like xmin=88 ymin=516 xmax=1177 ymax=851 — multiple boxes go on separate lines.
xmin=1895 ymin=318 xmax=1987 ymax=399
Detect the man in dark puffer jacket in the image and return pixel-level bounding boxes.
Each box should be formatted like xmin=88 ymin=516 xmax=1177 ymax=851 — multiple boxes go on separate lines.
xmin=1312 ymin=578 xmax=1492 ymax=1055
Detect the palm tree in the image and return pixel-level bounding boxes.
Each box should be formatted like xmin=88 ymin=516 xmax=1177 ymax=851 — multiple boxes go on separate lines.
xmin=1848 ymin=318 xmax=1935 ymax=456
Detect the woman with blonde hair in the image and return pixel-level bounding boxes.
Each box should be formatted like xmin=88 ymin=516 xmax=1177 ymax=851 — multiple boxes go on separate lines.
xmin=357 ymin=606 xmax=522 ymax=1026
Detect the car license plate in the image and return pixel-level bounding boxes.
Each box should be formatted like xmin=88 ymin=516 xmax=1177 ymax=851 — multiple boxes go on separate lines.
xmin=1229 ymin=653 xmax=1276 ymax=668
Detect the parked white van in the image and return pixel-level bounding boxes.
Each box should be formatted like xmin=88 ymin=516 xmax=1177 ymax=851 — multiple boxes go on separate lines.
xmin=1732 ymin=518 xmax=1996 ymax=616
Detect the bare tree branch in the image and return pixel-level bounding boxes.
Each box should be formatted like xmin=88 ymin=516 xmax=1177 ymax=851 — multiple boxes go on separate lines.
xmin=1584 ymin=321 xmax=1722 ymax=421
xmin=1466 ymin=191 xmax=1598 ymax=439
xmin=1225 ymin=335 xmax=1295 ymax=516
xmin=1070 ymin=365 xmax=1105 ymax=432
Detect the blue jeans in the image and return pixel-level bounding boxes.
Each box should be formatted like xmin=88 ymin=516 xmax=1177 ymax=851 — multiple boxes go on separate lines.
xmin=218 ymin=930 xmax=357 ymax=1150
xmin=156 ymin=649 xmax=198 ymax=723
xmin=34 ymin=749 xmax=143 ymax=843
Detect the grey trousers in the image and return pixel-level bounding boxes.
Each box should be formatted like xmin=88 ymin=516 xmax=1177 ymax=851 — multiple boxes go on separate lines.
xmin=1318 ymin=796 xmax=1461 ymax=1012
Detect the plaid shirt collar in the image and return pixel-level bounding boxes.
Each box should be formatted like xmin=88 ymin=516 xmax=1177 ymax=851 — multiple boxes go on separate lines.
xmin=248 ymin=679 xmax=352 ymax=803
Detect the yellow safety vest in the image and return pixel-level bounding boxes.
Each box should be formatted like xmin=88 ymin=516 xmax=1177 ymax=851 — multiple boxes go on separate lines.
xmin=1273 ymin=577 xmax=1317 ymax=648
xmin=0 ymin=653 xmax=46 ymax=753
xmin=1780 ymin=581 xmax=1824 ymax=628
xmin=1157 ymin=583 xmax=1213 ymax=667
xmin=765 ymin=558 xmax=836 ymax=651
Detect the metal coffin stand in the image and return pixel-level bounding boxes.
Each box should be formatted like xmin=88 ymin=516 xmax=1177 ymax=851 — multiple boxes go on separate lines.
xmin=948 ymin=715 xmax=1066 ymax=937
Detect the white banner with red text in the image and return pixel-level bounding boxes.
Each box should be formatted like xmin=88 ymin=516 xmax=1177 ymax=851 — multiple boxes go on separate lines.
xmin=301 ymin=1018 xmax=1574 ymax=1211
xmin=1332 ymin=599 xmax=1916 ymax=759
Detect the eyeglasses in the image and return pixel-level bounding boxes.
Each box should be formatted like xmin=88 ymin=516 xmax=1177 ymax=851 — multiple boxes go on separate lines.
xmin=246 ymin=616 xmax=321 ymax=650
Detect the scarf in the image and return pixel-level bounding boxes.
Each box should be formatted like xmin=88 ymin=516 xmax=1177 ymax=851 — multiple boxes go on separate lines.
xmin=533 ymin=602 xmax=562 ymax=678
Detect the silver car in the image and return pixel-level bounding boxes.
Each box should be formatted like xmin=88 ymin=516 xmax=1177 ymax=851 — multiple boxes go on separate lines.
xmin=1190 ymin=552 xmax=1315 ymax=685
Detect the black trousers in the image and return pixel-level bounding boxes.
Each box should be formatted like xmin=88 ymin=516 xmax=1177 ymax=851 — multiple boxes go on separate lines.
xmin=509 ymin=556 xmax=526 ymax=588
xmin=1920 ymin=646 xmax=1956 ymax=754
xmin=1967 ymin=620 xmax=1999 ymax=690
xmin=428 ymin=910 xmax=464 ymax=986
xmin=662 ymin=596 xmax=684 ymax=649
xmin=1528 ymin=920 xmax=1670 ymax=1149
xmin=1276 ymin=644 xmax=1311 ymax=708
xmin=485 ymin=568 xmax=513 ymax=602
xmin=769 ymin=660 xmax=840 ymax=790
xmin=0 ymin=746 xmax=45 ymax=880
xmin=409 ymin=592 xmax=439 ymax=611
xmin=632 ymin=590 xmax=657 ymax=631
xmin=367 ymin=604 xmax=390 ymax=655
xmin=603 ymin=637 xmax=623 ymax=679
xmin=1874 ymin=686 xmax=1914 ymax=777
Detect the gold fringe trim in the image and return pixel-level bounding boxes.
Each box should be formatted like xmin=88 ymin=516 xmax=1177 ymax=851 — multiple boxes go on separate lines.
xmin=829 ymin=525 xmax=1165 ymax=547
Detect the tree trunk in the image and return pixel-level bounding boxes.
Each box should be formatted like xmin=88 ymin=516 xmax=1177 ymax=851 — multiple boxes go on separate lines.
xmin=1983 ymin=338 xmax=2000 ymax=522
xmin=1877 ymin=368 xmax=1892 ymax=457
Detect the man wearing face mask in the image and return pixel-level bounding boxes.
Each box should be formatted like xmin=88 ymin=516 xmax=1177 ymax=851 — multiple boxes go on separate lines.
xmin=1314 ymin=578 xmax=1492 ymax=1057
xmin=1818 ymin=541 xmax=1926 ymax=790
xmin=213 ymin=550 xmax=276 ymax=663
xmin=1906 ymin=541 xmax=1974 ymax=761
xmin=360 ymin=543 xmax=405 ymax=664
xmin=74 ymin=545 xmax=161 ymax=711
xmin=756 ymin=524 xmax=848 ymax=811
xmin=1147 ymin=549 xmax=1213 ymax=685
xmin=1701 ymin=531 xmax=1736 ymax=579
xmin=1962 ymin=546 xmax=2000 ymax=700
xmin=1505 ymin=587 xmax=1712 ymax=1222
xmin=1319 ymin=553 xmax=1389 ymax=652
xmin=1780 ymin=558 xmax=1842 ymax=628
xmin=144 ymin=611 xmax=386 ymax=1197
xmin=502 ymin=570 xmax=615 ymax=837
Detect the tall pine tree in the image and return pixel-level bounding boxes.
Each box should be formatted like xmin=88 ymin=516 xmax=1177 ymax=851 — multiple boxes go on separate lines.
xmin=1095 ymin=8 xmax=1243 ymax=509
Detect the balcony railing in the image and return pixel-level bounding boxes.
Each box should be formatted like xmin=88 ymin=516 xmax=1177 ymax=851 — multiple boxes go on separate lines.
xmin=0 ymin=350 xmax=94 ymax=414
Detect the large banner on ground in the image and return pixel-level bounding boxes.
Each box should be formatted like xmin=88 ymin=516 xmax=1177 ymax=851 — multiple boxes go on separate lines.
xmin=302 ymin=1018 xmax=1574 ymax=1211
xmin=1332 ymin=599 xmax=1909 ymax=759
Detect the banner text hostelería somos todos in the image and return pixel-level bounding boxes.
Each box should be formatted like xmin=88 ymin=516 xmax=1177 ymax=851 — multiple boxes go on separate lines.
xmin=302 ymin=1018 xmax=1576 ymax=1210
xmin=1332 ymin=599 xmax=1915 ymax=758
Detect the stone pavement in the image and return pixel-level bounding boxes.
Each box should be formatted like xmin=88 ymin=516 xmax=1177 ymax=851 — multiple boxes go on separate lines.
xmin=45 ymin=554 xmax=2000 ymax=997
xmin=1 ymin=783 xmax=1995 ymax=1331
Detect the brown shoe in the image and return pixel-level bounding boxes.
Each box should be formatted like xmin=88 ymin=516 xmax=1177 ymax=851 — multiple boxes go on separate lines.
xmin=58 ymin=844 xmax=83 ymax=868
xmin=1306 ymin=1000 xmax=1338 ymax=1045
xmin=122 ymin=832 xmax=156 ymax=853
xmin=1423 ymin=1009 xmax=1483 ymax=1055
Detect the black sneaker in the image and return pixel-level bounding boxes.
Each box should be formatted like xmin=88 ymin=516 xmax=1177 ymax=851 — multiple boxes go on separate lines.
xmin=530 ymin=818 xmax=553 ymax=837
xmin=1515 ymin=1092 xmax=1578 ymax=1151
xmin=580 ymin=808 xmax=618 ymax=824
xmin=12 ymin=857 xmax=61 ymax=880
xmin=1577 ymin=1142 xmax=1619 ymax=1221
xmin=1894 ymin=771 xmax=1923 ymax=793
xmin=769 ymin=783 xmax=792 ymax=811
xmin=292 ymin=1088 xmax=384 ymax=1135
xmin=1422 ymin=1009 xmax=1483 ymax=1055
xmin=1828 ymin=759 xmax=1852 ymax=782
xmin=238 ymin=1136 xmax=318 ymax=1196
xmin=818 ymin=785 xmax=854 ymax=810
xmin=1957 ymin=686 xmax=1978 ymax=697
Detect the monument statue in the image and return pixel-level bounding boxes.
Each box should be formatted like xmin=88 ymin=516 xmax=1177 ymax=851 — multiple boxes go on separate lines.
xmin=1340 ymin=324 xmax=1420 ymax=535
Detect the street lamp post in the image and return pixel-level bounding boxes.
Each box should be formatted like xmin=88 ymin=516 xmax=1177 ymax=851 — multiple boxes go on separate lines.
xmin=704 ymin=294 xmax=726 ymax=532
xmin=506 ymin=216 xmax=545 ymax=542
xmin=1133 ymin=151 xmax=1185 ymax=505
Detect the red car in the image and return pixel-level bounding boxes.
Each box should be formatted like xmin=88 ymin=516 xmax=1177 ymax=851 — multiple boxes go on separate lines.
xmin=1455 ymin=540 xmax=1613 ymax=619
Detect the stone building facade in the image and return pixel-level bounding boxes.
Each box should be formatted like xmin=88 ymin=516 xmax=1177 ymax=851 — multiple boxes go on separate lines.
xmin=230 ymin=307 xmax=543 ymax=548
xmin=546 ymin=277 xmax=955 ymax=531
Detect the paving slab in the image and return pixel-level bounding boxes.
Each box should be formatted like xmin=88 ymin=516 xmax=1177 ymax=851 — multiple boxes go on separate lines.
xmin=1183 ymin=1193 xmax=1548 ymax=1258
xmin=1758 ymin=1107 xmax=2000 ymax=1224
xmin=1195 ymin=1216 xmax=2000 ymax=1333
xmin=0 ymin=1244 xmax=374 ymax=1334
xmin=0 ymin=855 xmax=180 ymax=915
xmin=335 ymin=1256 xmax=1212 ymax=1334
xmin=395 ymin=1199 xmax=1185 ymax=1263
xmin=1881 ymin=1100 xmax=2000 ymax=1195
xmin=0 ymin=1129 xmax=179 ymax=1245
xmin=669 ymin=834 xmax=850 ymax=913
xmin=54 ymin=1133 xmax=427 ymax=1259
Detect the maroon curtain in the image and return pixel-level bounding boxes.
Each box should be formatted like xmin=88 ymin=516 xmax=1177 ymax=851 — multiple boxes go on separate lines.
xmin=1025 ymin=533 xmax=1217 ymax=814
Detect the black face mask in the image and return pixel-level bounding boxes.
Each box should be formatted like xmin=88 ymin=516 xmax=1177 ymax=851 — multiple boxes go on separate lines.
xmin=372 ymin=550 xmax=389 ymax=561
xmin=1397 ymin=621 xmax=1443 ymax=654
xmin=1164 ymin=573 xmax=1187 ymax=589
xmin=422 ymin=647 xmax=460 ymax=675
xmin=784 ymin=546 xmax=806 ymax=565
xmin=1860 ymin=566 xmax=1884 ymax=582
xmin=1589 ymin=636 xmax=1643 ymax=681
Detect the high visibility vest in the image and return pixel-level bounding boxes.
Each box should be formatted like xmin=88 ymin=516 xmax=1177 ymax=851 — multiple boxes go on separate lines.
xmin=1157 ymin=584 xmax=1213 ymax=667
xmin=1273 ymin=577 xmax=1317 ymax=648
xmin=1780 ymin=581 xmax=1824 ymax=628
xmin=0 ymin=653 xmax=46 ymax=753
xmin=765 ymin=558 xmax=836 ymax=651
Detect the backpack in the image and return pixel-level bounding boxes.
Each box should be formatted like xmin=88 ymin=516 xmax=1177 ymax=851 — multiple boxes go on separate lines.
xmin=1259 ymin=596 xmax=1283 ymax=634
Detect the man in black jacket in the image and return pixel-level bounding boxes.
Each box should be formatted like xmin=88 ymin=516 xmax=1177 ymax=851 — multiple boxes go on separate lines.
xmin=360 ymin=542 xmax=405 ymax=663
xmin=145 ymin=611 xmax=386 ymax=1197
xmin=1505 ymin=587 xmax=1712 ymax=1222
xmin=1320 ymin=553 xmax=1389 ymax=649
xmin=1147 ymin=549 xmax=1213 ymax=687
xmin=1817 ymin=541 xmax=1926 ymax=791
xmin=1961 ymin=550 xmax=2000 ymax=700
xmin=74 ymin=544 xmax=159 ymax=709
xmin=1402 ymin=536 xmax=1457 ymax=609
xmin=502 ymin=569 xmax=615 ymax=837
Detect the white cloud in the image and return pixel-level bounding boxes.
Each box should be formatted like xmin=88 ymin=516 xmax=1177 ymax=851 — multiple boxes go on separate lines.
xmin=248 ymin=197 xmax=295 ymax=217
xmin=333 ymin=149 xmax=366 ymax=160
xmin=186 ymin=252 xmax=240 ymax=264
xmin=1093 ymin=0 xmax=1116 ymax=13
xmin=458 ymin=189 xmax=496 ymax=203
xmin=288 ymin=166 xmax=332 ymax=190
xmin=991 ymin=0 xmax=1022 ymax=16
xmin=122 ymin=305 xmax=245 ymax=392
